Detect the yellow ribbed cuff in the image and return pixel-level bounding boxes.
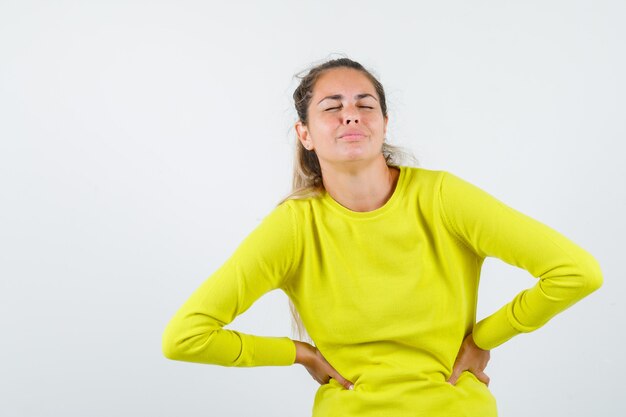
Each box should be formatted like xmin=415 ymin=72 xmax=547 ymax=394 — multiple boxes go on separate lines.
xmin=472 ymin=304 xmax=523 ymax=350
xmin=236 ymin=334 xmax=297 ymax=367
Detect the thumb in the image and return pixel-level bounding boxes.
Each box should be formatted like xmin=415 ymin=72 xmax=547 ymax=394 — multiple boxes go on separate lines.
xmin=331 ymin=371 xmax=354 ymax=390
xmin=447 ymin=364 xmax=463 ymax=385
xmin=473 ymin=370 xmax=490 ymax=387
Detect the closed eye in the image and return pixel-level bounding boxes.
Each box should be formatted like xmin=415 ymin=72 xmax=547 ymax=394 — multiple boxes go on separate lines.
xmin=325 ymin=106 xmax=374 ymax=111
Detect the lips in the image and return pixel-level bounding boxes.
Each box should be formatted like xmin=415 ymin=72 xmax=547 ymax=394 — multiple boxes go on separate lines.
xmin=339 ymin=130 xmax=366 ymax=139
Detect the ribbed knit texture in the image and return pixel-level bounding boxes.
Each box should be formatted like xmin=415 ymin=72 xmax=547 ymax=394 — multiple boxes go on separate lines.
xmin=162 ymin=165 xmax=602 ymax=416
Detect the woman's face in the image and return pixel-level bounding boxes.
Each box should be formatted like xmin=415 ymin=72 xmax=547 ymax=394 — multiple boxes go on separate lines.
xmin=295 ymin=67 xmax=388 ymax=168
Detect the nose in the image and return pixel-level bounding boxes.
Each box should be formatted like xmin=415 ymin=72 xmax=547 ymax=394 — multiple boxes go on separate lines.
xmin=342 ymin=105 xmax=360 ymax=124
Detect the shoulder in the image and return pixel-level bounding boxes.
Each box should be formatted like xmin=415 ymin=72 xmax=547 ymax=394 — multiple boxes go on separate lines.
xmin=276 ymin=190 xmax=324 ymax=216
xmin=399 ymin=165 xmax=451 ymax=196
xmin=401 ymin=165 xmax=445 ymax=182
xmin=401 ymin=166 xmax=479 ymax=193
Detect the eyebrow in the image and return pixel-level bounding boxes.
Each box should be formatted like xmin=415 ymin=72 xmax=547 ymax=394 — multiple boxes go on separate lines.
xmin=317 ymin=93 xmax=378 ymax=105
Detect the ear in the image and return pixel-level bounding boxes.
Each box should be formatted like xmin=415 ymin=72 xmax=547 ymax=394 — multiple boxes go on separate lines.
xmin=295 ymin=120 xmax=312 ymax=150
xmin=383 ymin=115 xmax=388 ymax=137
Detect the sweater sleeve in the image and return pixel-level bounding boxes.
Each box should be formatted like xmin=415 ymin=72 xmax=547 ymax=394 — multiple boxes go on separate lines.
xmin=438 ymin=171 xmax=603 ymax=350
xmin=162 ymin=201 xmax=298 ymax=367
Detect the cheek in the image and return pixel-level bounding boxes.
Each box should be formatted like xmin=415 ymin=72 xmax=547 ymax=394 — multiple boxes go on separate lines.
xmin=364 ymin=116 xmax=385 ymax=131
xmin=311 ymin=117 xmax=338 ymax=133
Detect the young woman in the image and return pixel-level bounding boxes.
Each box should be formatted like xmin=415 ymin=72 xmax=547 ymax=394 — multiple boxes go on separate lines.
xmin=162 ymin=57 xmax=603 ymax=416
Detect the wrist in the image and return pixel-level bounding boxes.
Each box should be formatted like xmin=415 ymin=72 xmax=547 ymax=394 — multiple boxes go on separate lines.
xmin=293 ymin=340 xmax=312 ymax=365
xmin=468 ymin=333 xmax=488 ymax=352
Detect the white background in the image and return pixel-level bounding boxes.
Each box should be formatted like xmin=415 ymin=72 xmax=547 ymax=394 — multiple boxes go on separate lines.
xmin=1 ymin=1 xmax=624 ymax=416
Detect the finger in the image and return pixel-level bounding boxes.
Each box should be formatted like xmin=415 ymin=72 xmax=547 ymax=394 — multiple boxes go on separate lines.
xmin=447 ymin=365 xmax=464 ymax=385
xmin=330 ymin=371 xmax=354 ymax=390
xmin=307 ymin=368 xmax=332 ymax=386
xmin=319 ymin=354 xmax=354 ymax=390
xmin=314 ymin=376 xmax=326 ymax=385
xmin=328 ymin=364 xmax=354 ymax=389
xmin=307 ymin=373 xmax=325 ymax=385
xmin=474 ymin=370 xmax=490 ymax=387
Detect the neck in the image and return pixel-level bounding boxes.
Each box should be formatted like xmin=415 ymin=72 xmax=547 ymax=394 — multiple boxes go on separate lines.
xmin=320 ymin=157 xmax=400 ymax=212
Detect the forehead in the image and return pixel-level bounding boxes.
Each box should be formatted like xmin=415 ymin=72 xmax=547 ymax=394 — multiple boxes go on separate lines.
xmin=313 ymin=67 xmax=377 ymax=98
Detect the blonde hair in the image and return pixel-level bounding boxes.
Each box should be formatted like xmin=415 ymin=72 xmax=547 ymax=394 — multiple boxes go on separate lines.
xmin=278 ymin=57 xmax=419 ymax=345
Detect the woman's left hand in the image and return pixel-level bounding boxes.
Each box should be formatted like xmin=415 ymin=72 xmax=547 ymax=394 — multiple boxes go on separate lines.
xmin=447 ymin=333 xmax=491 ymax=386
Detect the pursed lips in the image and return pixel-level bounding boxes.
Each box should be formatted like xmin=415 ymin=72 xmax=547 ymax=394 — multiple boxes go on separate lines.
xmin=339 ymin=131 xmax=366 ymax=141
xmin=340 ymin=134 xmax=365 ymax=140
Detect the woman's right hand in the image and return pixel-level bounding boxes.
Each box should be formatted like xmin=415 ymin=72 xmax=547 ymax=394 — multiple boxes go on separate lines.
xmin=293 ymin=340 xmax=354 ymax=390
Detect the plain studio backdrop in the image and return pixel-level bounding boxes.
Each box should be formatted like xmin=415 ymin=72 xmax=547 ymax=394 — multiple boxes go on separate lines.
xmin=1 ymin=1 xmax=623 ymax=416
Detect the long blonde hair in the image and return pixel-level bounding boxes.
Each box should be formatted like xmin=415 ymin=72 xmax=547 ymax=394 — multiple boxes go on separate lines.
xmin=278 ymin=57 xmax=419 ymax=345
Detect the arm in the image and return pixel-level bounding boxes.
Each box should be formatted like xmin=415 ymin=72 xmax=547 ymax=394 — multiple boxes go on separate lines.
xmin=162 ymin=202 xmax=299 ymax=367
xmin=438 ymin=171 xmax=603 ymax=350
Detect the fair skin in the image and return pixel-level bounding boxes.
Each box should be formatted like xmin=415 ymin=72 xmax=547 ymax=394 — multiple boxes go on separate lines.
xmin=292 ymin=67 xmax=491 ymax=389
xmin=294 ymin=67 xmax=398 ymax=212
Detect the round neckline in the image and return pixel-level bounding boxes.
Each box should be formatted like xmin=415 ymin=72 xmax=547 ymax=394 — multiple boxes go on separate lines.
xmin=321 ymin=165 xmax=406 ymax=219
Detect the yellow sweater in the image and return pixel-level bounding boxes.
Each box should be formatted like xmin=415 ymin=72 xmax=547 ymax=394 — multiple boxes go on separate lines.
xmin=162 ymin=165 xmax=603 ymax=416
